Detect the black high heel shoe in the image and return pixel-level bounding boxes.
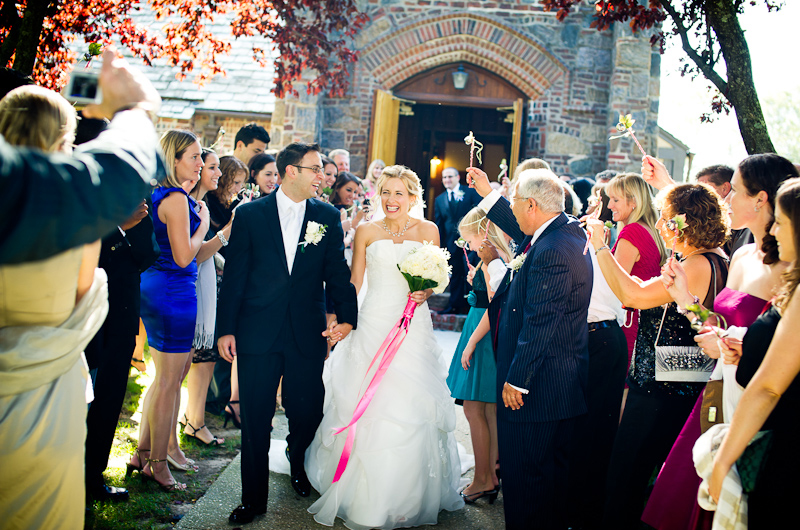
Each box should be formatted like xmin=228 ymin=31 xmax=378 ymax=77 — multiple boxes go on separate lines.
xmin=184 ymin=420 xmax=224 ymax=446
xmin=460 ymin=485 xmax=500 ymax=505
xmin=224 ymin=400 xmax=241 ymax=429
xmin=125 ymin=448 xmax=149 ymax=478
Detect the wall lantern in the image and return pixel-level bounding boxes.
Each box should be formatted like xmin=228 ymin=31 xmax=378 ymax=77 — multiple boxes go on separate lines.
xmin=452 ymin=65 xmax=469 ymax=90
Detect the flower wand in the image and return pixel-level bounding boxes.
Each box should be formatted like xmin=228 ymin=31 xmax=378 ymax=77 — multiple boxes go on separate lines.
xmin=464 ymin=131 xmax=484 ymax=187
xmin=583 ymin=193 xmax=606 ymax=255
xmin=83 ymin=43 xmax=103 ymax=68
xmin=610 ymin=114 xmax=647 ymax=157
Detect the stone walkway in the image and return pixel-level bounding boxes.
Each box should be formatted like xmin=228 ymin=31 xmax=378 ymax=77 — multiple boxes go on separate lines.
xmin=176 ymin=331 xmax=505 ymax=530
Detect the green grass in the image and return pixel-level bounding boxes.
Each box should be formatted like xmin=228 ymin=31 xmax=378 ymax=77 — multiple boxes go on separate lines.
xmin=84 ymin=347 xmax=241 ymax=529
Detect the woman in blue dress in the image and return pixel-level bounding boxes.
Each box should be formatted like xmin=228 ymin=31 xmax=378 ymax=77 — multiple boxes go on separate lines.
xmin=131 ymin=130 xmax=209 ymax=492
xmin=446 ymin=207 xmax=514 ymax=503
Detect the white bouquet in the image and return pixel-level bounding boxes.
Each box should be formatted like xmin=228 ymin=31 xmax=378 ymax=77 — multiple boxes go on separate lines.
xmin=397 ymin=241 xmax=452 ymax=294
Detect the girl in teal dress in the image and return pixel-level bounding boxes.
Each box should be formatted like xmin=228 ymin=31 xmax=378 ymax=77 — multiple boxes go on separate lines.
xmin=446 ymin=207 xmax=514 ymax=503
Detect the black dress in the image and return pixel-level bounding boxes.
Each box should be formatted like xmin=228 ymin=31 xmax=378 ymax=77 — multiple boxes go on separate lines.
xmin=736 ymin=306 xmax=800 ymax=527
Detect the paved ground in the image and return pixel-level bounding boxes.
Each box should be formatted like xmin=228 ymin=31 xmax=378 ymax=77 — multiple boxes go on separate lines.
xmin=176 ymin=330 xmax=506 ymax=530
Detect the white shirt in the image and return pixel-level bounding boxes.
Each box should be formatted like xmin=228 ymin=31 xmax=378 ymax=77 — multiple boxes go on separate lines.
xmin=447 ymin=183 xmax=461 ymax=202
xmin=588 ymin=249 xmax=625 ymax=324
xmin=275 ymin=187 xmax=306 ymax=274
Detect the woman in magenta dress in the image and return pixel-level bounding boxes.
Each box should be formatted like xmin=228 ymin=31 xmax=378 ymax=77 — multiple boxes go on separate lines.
xmin=642 ymin=153 xmax=798 ymax=530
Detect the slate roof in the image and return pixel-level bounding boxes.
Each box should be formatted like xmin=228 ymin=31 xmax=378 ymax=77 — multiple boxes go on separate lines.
xmin=73 ymin=8 xmax=276 ymax=119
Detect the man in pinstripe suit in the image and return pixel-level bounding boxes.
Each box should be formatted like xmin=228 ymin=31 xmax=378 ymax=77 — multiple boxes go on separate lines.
xmin=468 ymin=167 xmax=593 ymax=530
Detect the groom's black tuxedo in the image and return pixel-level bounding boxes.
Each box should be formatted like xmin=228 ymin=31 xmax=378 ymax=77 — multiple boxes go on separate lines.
xmin=217 ymin=192 xmax=357 ymax=508
xmin=217 ymin=193 xmax=357 ymax=354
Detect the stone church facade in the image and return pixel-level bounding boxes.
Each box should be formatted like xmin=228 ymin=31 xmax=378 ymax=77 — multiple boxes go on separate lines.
xmin=269 ymin=0 xmax=660 ymax=181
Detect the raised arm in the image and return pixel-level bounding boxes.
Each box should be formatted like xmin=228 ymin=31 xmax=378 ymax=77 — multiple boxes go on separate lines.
xmin=0 ymin=47 xmax=163 ymax=265
xmin=467 ymin=167 xmax=525 ymax=246
xmin=709 ymin=291 xmax=800 ymax=502
xmin=161 ymin=194 xmax=210 ymax=269
xmin=587 ymin=219 xmax=712 ymax=309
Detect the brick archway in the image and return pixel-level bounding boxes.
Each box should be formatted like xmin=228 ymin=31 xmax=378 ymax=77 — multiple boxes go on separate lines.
xmin=360 ymin=13 xmax=567 ymax=98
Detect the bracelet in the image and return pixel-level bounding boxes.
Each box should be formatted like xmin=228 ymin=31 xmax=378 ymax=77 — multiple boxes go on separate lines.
xmin=217 ymin=230 xmax=229 ymax=247
xmin=676 ymin=295 xmax=700 ymax=315
xmin=595 ymin=245 xmax=610 ymax=255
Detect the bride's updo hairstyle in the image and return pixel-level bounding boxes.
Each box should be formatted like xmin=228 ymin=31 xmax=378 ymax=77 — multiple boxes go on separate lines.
xmin=376 ymin=165 xmax=424 ymax=208
xmin=459 ymin=207 xmax=515 ymax=261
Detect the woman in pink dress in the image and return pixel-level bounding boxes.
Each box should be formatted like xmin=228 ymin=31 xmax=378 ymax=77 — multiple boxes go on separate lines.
xmin=642 ymin=153 xmax=798 ymax=530
xmin=606 ymin=174 xmax=667 ymax=373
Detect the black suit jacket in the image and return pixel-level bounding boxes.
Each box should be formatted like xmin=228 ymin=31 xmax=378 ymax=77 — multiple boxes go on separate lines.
xmin=85 ymin=216 xmax=159 ymax=370
xmin=216 ymin=193 xmax=357 ymax=357
xmin=434 ymin=186 xmax=482 ymax=252
xmin=484 ymin=196 xmax=529 ymax=351
xmin=0 ymin=111 xmax=164 ymax=265
xmin=495 ymin=212 xmax=593 ymax=424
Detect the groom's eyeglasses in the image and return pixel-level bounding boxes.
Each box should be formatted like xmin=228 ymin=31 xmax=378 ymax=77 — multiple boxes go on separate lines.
xmin=291 ymin=164 xmax=324 ymax=174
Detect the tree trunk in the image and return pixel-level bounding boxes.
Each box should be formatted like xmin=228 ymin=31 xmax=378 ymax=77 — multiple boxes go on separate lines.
xmin=11 ymin=0 xmax=52 ymax=76
xmin=705 ymin=0 xmax=776 ymax=154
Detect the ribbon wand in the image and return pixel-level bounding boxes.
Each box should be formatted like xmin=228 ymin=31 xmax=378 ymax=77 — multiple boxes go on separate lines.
xmin=583 ymin=194 xmax=605 ymax=255
xmin=497 ymin=159 xmax=508 ymax=182
xmin=464 ymin=131 xmax=484 ymax=187
xmin=610 ymin=113 xmax=647 ymax=157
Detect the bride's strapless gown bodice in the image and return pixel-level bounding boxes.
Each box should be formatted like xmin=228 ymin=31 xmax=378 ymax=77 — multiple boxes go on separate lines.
xmin=306 ymin=239 xmax=464 ymax=530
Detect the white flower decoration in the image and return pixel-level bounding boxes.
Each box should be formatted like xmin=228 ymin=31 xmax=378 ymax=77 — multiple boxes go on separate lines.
xmin=299 ymin=221 xmax=327 ymax=252
xmin=454 ymin=189 xmax=465 ymax=202
xmin=506 ymin=253 xmax=526 ymax=282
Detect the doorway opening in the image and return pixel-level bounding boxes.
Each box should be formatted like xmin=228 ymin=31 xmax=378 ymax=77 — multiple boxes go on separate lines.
xmin=395 ymin=104 xmax=514 ymax=217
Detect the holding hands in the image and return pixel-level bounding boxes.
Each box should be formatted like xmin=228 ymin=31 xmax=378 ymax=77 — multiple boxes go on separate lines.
xmin=323 ymin=320 xmax=353 ymax=346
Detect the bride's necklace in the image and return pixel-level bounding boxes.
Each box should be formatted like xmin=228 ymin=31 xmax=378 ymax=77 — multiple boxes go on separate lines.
xmin=382 ymin=218 xmax=410 ymax=237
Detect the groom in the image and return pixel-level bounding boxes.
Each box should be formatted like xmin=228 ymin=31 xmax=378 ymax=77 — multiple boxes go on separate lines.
xmin=217 ymin=142 xmax=358 ymax=525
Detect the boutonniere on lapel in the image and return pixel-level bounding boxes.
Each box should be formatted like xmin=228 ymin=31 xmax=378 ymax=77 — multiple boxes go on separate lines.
xmin=506 ymin=253 xmax=526 ymax=283
xmin=299 ymin=221 xmax=327 ymax=253
xmin=454 ymin=189 xmax=465 ymax=202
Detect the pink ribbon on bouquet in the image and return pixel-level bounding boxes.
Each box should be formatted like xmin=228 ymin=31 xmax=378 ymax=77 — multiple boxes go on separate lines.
xmin=332 ymin=295 xmax=419 ymax=483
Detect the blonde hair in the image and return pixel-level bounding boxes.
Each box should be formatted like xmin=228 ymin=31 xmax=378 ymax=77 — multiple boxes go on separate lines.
xmin=366 ymin=158 xmax=386 ymax=184
xmin=606 ymin=173 xmax=668 ymax=264
xmin=0 ymin=85 xmax=77 ymax=153
xmin=513 ymin=157 xmax=551 ymax=181
xmin=159 ymin=129 xmax=200 ymax=188
xmin=459 ymin=207 xmax=514 ymax=262
xmin=376 ymin=165 xmax=424 ymax=205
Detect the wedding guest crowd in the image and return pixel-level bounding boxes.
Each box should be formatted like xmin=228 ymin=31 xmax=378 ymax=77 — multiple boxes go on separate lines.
xmin=3 ymin=45 xmax=800 ymax=530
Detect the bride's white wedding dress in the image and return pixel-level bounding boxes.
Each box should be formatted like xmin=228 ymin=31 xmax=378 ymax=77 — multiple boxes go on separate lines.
xmin=305 ymin=239 xmax=464 ymax=529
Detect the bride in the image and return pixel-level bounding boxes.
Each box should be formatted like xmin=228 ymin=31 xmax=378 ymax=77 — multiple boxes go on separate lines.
xmin=305 ymin=165 xmax=465 ymax=529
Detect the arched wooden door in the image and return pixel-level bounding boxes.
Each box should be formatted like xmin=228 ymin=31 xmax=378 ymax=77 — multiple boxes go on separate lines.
xmin=368 ymin=63 xmax=527 ymax=218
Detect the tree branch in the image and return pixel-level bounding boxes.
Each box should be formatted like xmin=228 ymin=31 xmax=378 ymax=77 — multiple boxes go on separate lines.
xmin=0 ymin=1 xmax=22 ymax=67
xmin=661 ymin=0 xmax=728 ymax=94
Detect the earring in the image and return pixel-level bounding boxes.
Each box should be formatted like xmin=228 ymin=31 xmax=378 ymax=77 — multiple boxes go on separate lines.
xmin=754 ymin=204 xmax=760 ymax=212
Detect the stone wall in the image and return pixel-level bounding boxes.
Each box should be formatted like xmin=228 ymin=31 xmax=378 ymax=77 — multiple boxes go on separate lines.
xmin=267 ymin=0 xmax=660 ymax=178
xmin=154 ymin=115 xmax=271 ymax=154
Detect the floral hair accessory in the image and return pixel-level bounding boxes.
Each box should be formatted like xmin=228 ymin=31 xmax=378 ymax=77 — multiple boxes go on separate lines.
xmin=298 ymin=221 xmax=327 ymax=253
xmin=610 ymin=113 xmax=647 ymax=157
xmin=665 ymin=214 xmax=688 ymax=252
